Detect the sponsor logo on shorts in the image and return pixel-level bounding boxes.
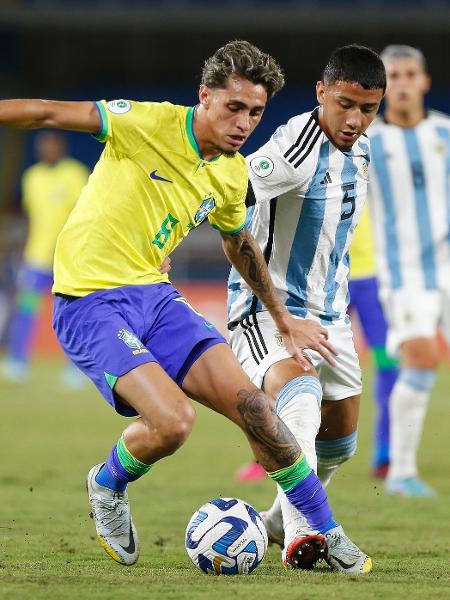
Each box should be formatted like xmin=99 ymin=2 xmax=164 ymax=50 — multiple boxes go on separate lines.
xmin=274 ymin=331 xmax=284 ymax=347
xmin=107 ymin=99 xmax=131 ymax=114
xmin=250 ymin=156 xmax=274 ymax=178
xmin=117 ymin=329 xmax=149 ymax=355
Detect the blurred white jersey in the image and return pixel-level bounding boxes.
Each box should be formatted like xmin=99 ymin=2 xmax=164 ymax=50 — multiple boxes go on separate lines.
xmin=369 ymin=111 xmax=450 ymax=297
xmin=227 ymin=107 xmax=371 ymax=328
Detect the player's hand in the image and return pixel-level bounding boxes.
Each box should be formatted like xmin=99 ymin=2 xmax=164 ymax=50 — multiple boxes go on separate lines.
xmin=276 ymin=312 xmax=337 ymax=369
xmin=158 ymin=256 xmax=172 ymax=274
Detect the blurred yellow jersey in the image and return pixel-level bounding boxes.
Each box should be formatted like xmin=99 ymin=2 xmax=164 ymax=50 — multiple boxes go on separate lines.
xmin=53 ymin=100 xmax=248 ymax=296
xmin=22 ymin=158 xmax=89 ymax=271
xmin=349 ymin=200 xmax=376 ymax=279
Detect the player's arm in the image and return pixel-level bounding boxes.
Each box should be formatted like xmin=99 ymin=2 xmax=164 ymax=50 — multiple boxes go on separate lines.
xmin=221 ymin=228 xmax=337 ymax=368
xmin=0 ymin=99 xmax=100 ymax=133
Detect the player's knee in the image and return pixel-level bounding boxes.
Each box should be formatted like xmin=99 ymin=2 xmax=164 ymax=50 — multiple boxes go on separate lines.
xmin=159 ymin=404 xmax=196 ymax=453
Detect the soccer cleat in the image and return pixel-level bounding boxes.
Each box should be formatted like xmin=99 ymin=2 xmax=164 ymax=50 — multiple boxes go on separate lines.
xmin=86 ymin=464 xmax=139 ymax=565
xmin=385 ymin=476 xmax=437 ymax=498
xmin=324 ymin=525 xmax=372 ymax=573
xmin=372 ymin=462 xmax=389 ymax=479
xmin=260 ymin=510 xmax=284 ymax=547
xmin=283 ymin=533 xmax=327 ymax=570
xmin=235 ymin=461 xmax=266 ymax=482
xmin=0 ymin=358 xmax=28 ymax=383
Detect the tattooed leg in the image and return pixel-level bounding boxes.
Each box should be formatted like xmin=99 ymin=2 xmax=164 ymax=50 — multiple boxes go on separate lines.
xmin=236 ymin=388 xmax=301 ymax=472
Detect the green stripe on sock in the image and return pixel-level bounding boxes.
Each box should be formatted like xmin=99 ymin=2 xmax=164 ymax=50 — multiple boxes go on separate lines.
xmin=373 ymin=345 xmax=399 ymax=370
xmin=17 ymin=291 xmax=41 ymax=314
xmin=267 ymin=453 xmax=312 ymax=492
xmin=116 ymin=435 xmax=152 ymax=477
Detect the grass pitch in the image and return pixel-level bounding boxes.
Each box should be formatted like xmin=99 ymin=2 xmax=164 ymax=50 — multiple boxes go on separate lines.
xmin=0 ymin=360 xmax=449 ymax=599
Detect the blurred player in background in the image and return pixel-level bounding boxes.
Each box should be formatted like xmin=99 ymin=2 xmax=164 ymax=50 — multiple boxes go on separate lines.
xmin=228 ymin=45 xmax=385 ymax=560
xmin=0 ymin=41 xmax=374 ymax=574
xmin=369 ymin=45 xmax=450 ymax=497
xmin=1 ymin=131 xmax=89 ymax=384
xmin=348 ymin=202 xmax=398 ymax=478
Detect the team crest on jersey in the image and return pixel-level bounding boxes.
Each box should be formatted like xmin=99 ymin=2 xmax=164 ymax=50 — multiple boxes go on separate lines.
xmin=117 ymin=329 xmax=148 ymax=355
xmin=194 ymin=197 xmax=216 ymax=224
xmin=107 ymin=99 xmax=131 ymax=115
xmin=250 ymin=156 xmax=274 ymax=178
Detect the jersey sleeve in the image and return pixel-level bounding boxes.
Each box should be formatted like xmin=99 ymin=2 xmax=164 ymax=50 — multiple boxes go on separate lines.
xmin=246 ymin=114 xmax=320 ymax=203
xmin=93 ymin=99 xmax=161 ymax=156
xmin=208 ymin=168 xmax=248 ymax=234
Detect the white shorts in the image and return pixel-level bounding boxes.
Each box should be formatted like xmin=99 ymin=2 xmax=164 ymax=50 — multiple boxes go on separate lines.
xmin=381 ymin=287 xmax=450 ymax=356
xmin=229 ymin=312 xmax=362 ymax=401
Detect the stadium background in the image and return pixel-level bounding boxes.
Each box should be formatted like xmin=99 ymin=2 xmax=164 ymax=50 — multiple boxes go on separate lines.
xmin=1 ymin=0 xmax=450 ymax=357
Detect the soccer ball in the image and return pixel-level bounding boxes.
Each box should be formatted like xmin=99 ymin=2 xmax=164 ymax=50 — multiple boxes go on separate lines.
xmin=185 ymin=497 xmax=268 ymax=575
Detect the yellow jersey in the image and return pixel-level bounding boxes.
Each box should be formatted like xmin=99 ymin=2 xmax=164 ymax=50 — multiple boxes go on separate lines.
xmin=349 ymin=200 xmax=376 ymax=279
xmin=22 ymin=158 xmax=89 ymax=271
xmin=53 ymin=100 xmax=248 ymax=296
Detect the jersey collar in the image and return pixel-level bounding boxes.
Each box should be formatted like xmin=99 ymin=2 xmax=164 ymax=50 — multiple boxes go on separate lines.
xmin=186 ymin=105 xmax=221 ymax=162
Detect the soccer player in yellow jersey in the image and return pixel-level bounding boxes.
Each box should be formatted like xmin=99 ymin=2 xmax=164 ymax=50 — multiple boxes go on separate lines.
xmin=2 ymin=131 xmax=89 ymax=382
xmin=348 ymin=203 xmax=398 ymax=478
xmin=0 ymin=41 xmax=375 ymax=572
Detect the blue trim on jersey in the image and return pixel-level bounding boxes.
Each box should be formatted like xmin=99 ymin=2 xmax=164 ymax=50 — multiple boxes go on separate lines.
xmin=343 ymin=251 xmax=351 ymax=306
xmin=403 ymin=128 xmax=437 ymax=289
xmin=321 ymin=152 xmax=358 ymax=321
xmin=436 ymin=126 xmax=450 ymax=245
xmin=370 ymin=134 xmax=403 ymax=289
xmin=284 ymin=141 xmax=330 ymax=318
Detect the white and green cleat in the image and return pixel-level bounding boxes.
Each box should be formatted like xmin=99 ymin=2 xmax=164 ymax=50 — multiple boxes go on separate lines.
xmin=324 ymin=525 xmax=372 ymax=574
xmin=86 ymin=464 xmax=139 ymax=566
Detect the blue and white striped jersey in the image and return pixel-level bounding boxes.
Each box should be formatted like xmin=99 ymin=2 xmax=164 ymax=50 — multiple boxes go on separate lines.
xmin=369 ymin=111 xmax=450 ymax=295
xmin=227 ymin=108 xmax=371 ymax=327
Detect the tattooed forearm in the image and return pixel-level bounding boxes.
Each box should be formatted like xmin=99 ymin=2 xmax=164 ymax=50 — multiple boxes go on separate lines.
xmin=237 ymin=388 xmax=301 ymax=472
xmin=222 ymin=229 xmax=284 ymax=317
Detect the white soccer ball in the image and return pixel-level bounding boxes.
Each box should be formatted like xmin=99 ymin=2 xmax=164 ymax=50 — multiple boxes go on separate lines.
xmin=185 ymin=497 xmax=268 ymax=575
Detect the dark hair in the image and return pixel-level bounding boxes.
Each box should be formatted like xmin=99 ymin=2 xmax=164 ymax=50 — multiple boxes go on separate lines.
xmin=201 ymin=40 xmax=285 ymax=100
xmin=381 ymin=45 xmax=427 ymax=72
xmin=322 ymin=44 xmax=386 ymax=92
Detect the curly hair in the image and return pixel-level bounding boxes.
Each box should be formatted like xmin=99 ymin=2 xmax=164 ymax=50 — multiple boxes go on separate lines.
xmin=201 ymin=40 xmax=285 ymax=100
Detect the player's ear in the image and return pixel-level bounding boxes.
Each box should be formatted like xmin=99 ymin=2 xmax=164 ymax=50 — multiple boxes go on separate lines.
xmin=316 ymin=81 xmax=325 ymax=105
xmin=199 ymin=84 xmax=210 ymax=109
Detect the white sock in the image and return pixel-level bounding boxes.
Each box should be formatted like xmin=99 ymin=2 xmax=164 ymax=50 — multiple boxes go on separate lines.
xmin=272 ymin=376 xmax=322 ymax=543
xmin=388 ymin=369 xmax=435 ymax=480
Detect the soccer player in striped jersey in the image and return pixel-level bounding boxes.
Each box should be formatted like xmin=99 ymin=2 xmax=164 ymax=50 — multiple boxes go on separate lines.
xmin=348 ymin=203 xmax=398 ymax=479
xmin=0 ymin=41 xmax=371 ymax=573
xmin=368 ymin=45 xmax=450 ymax=497
xmin=227 ymin=45 xmax=385 ymax=567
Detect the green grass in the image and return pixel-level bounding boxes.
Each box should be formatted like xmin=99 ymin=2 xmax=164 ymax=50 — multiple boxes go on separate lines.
xmin=1 ymin=360 xmax=449 ymax=599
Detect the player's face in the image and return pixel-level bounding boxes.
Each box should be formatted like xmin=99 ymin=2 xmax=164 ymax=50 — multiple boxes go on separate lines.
xmin=384 ymin=57 xmax=430 ymax=112
xmin=316 ymin=80 xmax=383 ymax=150
xmin=199 ymin=75 xmax=267 ymax=155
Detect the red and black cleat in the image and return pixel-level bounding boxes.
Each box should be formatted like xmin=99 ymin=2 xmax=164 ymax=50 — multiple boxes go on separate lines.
xmin=283 ymin=534 xmax=328 ymax=570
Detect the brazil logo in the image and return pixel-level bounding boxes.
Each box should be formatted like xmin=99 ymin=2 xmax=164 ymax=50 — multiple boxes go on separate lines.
xmin=194 ymin=197 xmax=216 ymax=224
xmin=117 ymin=329 xmax=148 ymax=355
xmin=250 ymin=155 xmax=274 ymax=178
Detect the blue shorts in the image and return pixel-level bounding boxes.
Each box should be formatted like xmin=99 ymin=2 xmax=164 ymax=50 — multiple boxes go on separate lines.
xmin=348 ymin=276 xmax=388 ymax=348
xmin=52 ymin=283 xmax=226 ymax=416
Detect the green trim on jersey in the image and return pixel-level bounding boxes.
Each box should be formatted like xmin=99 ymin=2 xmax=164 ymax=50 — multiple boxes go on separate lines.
xmin=94 ymin=101 xmax=109 ymax=142
xmin=211 ymin=222 xmax=246 ymax=235
xmin=104 ymin=371 xmax=118 ymax=390
xmin=373 ymin=345 xmax=399 ymax=370
xmin=185 ymin=106 xmax=220 ymax=162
